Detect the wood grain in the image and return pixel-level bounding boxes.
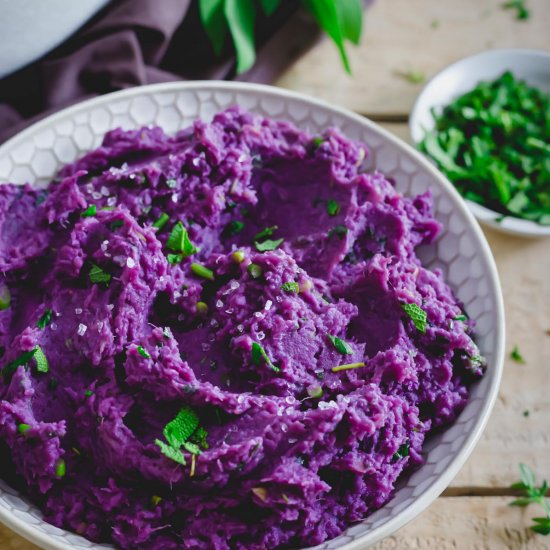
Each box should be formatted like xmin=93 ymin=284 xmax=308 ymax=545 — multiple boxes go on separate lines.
xmin=276 ymin=0 xmax=550 ymax=117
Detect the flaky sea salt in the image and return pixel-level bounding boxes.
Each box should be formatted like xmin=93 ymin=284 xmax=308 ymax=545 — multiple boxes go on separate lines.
xmin=264 ymin=300 xmax=273 ymax=311
xmin=77 ymin=323 xmax=87 ymax=336
xmin=75 ymin=308 xmax=82 ymax=315
xmin=126 ymin=257 xmax=135 ymax=268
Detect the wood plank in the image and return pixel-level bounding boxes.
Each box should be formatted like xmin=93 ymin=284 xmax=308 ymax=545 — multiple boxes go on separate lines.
xmin=2 ymin=497 xmax=548 ymax=549
xmin=371 ymin=496 xmax=549 ymax=549
xmin=379 ymin=122 xmax=550 ymax=488
xmin=276 ymin=0 xmax=550 ymax=116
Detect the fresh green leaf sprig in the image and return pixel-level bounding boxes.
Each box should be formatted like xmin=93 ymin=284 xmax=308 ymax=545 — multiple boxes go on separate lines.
xmin=198 ymin=0 xmax=364 ymax=75
xmin=510 ymin=463 xmax=550 ymax=535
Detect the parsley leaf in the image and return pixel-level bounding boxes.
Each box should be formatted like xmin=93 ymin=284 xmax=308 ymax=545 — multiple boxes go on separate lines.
xmin=510 ymin=345 xmax=525 ymax=364
xmin=509 ymin=463 xmax=550 ymax=535
xmin=327 ymin=334 xmax=353 ymax=355
xmin=401 ymin=302 xmax=427 ymax=333
xmin=281 ymin=282 xmax=300 ymax=293
xmin=251 ymin=342 xmax=280 ymax=372
xmin=37 ymin=309 xmax=53 ymax=329
xmin=89 ymin=264 xmax=111 ymax=285
xmin=255 ymin=238 xmax=284 ymax=252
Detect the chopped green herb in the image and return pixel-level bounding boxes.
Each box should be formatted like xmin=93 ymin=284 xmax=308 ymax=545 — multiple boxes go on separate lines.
xmin=0 ymin=285 xmax=11 ymax=311
xmin=326 ymin=199 xmax=341 ymax=217
xmin=33 ymin=346 xmax=49 ymax=373
xmin=163 ymin=407 xmax=199 ymax=449
xmin=37 ymin=309 xmax=53 ymax=329
xmin=251 ymin=342 xmax=280 ymax=372
xmin=81 ymin=205 xmax=97 ymax=217
xmin=166 ymin=221 xmax=196 ymax=258
xmin=89 ymin=264 xmax=111 ymax=285
xmin=312 ymin=136 xmax=324 ymax=149
xmin=1 ymin=348 xmax=37 ymax=379
xmin=189 ymin=426 xmax=209 ymax=449
xmin=247 ymin=263 xmax=262 ymax=279
xmin=165 ymin=178 xmax=177 ymax=188
xmin=190 ymin=262 xmax=214 ymax=280
xmin=167 ymin=254 xmax=182 ymax=265
xmin=523 ymin=410 xmax=530 ymax=417
xmin=393 ymin=441 xmax=410 ymax=461
xmin=182 ymin=441 xmax=201 ymax=455
xmin=469 ymin=354 xmax=486 ymax=370
xmin=137 ymin=346 xmax=151 ymax=359
xmin=151 ymin=495 xmax=162 ymax=507
xmin=255 ymin=238 xmax=284 ymax=252
xmin=55 ymin=459 xmax=66 ymax=478
xmin=510 ymin=463 xmax=550 ymax=535
xmin=110 ymin=220 xmax=124 ymax=230
xmin=327 ymin=334 xmax=354 ymax=355
xmin=453 ymin=314 xmax=468 ymax=322
xmin=17 ymin=423 xmax=31 ymax=435
xmin=84 ymin=390 xmax=94 ymax=397
xmin=502 ymin=0 xmax=530 ymax=20
xmin=153 ymin=213 xmax=170 ymax=230
xmin=254 ymin=226 xmax=278 ymax=241
xmin=328 ymin=225 xmax=348 ymax=239
xmin=155 ymin=439 xmax=186 ymax=465
xmin=281 ymin=281 xmax=300 ymax=293
xmin=331 ymin=361 xmax=365 ymax=373
xmin=401 ymin=302 xmax=427 ymax=333
xmin=232 ymin=250 xmax=246 ymax=263
xmin=397 ymin=70 xmax=426 ymax=84
xmin=510 ymin=345 xmax=525 ymax=364
xmin=225 ymin=220 xmax=245 ymax=236
xmin=419 ymin=71 xmax=549 ymax=223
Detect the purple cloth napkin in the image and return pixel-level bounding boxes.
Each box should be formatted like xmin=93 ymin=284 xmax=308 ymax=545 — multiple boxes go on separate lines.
xmin=0 ymin=0 xmax=321 ymax=144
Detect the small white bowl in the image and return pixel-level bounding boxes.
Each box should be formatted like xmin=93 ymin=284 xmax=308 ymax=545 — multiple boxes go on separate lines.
xmin=410 ymin=48 xmax=550 ymax=238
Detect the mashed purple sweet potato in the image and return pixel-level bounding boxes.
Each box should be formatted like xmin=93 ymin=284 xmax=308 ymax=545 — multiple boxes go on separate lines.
xmin=0 ymin=107 xmax=484 ymax=549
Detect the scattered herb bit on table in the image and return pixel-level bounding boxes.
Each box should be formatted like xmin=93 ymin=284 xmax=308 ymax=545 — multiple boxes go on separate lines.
xmin=502 ymin=0 xmax=530 ymax=20
xmin=510 ymin=345 xmax=526 ymax=364
xmin=419 ymin=71 xmax=550 ymax=224
xmin=510 ymin=463 xmax=550 ymax=535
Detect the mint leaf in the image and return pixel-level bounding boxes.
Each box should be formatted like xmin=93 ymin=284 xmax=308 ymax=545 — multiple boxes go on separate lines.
xmin=401 ymin=302 xmax=427 ymax=333
xmin=163 ymin=407 xmax=200 ymax=449
xmin=89 ymin=264 xmax=111 ymax=285
xmin=155 ymin=439 xmax=186 ymax=465
xmin=33 ymin=346 xmax=49 ymax=373
xmin=327 ymin=334 xmax=353 ymax=355
xmin=224 ymin=0 xmax=256 ymax=74
xmin=137 ymin=346 xmax=151 ymax=359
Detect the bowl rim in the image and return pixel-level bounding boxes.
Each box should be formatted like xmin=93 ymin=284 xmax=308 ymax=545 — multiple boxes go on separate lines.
xmin=409 ymin=47 xmax=550 ymax=238
xmin=0 ymin=80 xmax=505 ymax=550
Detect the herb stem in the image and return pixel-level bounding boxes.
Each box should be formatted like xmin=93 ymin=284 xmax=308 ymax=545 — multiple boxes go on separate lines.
xmin=331 ymin=362 xmax=366 ymax=372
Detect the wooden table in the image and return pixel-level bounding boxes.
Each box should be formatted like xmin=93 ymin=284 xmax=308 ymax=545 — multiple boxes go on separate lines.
xmin=2 ymin=0 xmax=549 ymax=548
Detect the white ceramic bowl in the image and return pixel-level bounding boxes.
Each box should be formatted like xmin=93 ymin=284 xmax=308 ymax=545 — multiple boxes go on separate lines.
xmin=0 ymin=82 xmax=505 ymax=550
xmin=410 ymin=48 xmax=550 ymax=238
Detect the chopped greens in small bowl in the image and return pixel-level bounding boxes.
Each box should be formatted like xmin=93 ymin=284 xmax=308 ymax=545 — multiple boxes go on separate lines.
xmin=410 ymin=49 xmax=550 ymax=237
